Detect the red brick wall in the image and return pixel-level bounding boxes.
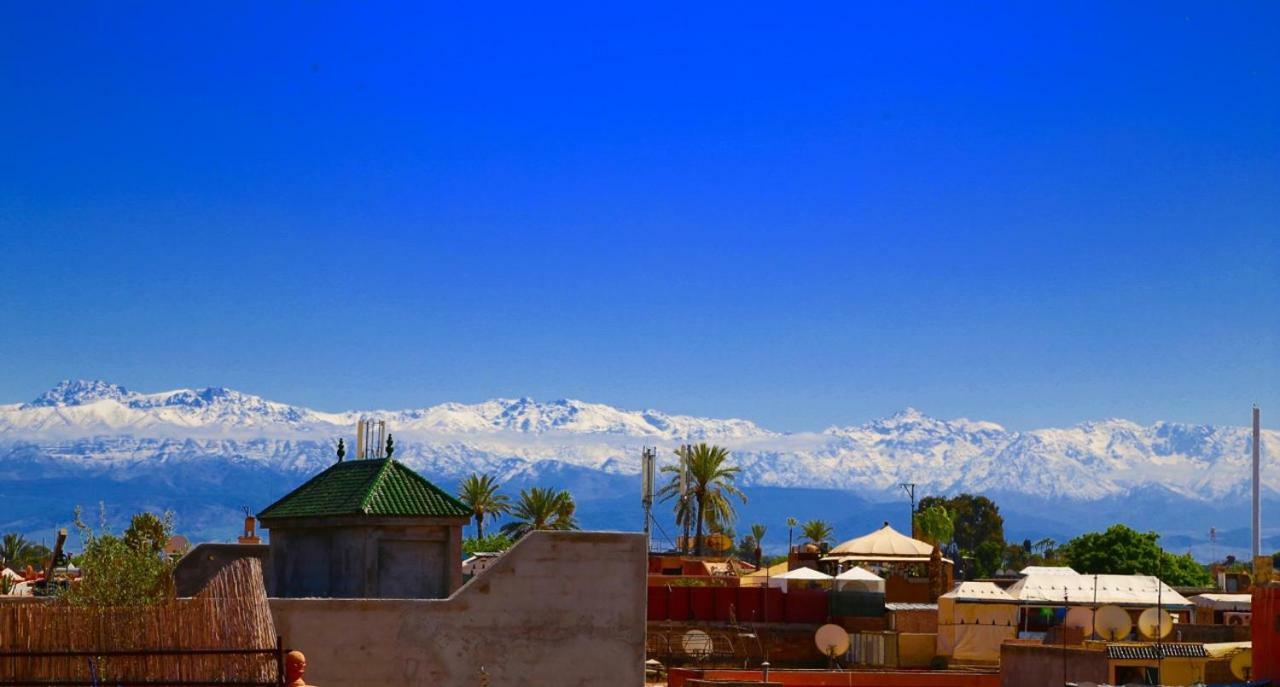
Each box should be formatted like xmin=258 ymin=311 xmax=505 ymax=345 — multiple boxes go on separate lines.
xmin=1254 ymin=583 xmax=1280 ymax=680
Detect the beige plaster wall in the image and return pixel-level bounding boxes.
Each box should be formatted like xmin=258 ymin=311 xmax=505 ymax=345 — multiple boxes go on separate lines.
xmin=270 ymin=530 xmax=646 ymax=687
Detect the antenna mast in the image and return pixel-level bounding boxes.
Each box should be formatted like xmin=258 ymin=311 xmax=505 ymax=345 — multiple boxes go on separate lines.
xmin=900 ymin=483 xmax=917 ymax=537
xmin=1252 ymin=405 xmax=1261 ymax=562
xmin=641 ymin=447 xmax=656 ymax=552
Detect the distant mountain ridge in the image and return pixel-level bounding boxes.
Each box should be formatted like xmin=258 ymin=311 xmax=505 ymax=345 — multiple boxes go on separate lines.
xmin=0 ymin=380 xmax=1274 ymax=549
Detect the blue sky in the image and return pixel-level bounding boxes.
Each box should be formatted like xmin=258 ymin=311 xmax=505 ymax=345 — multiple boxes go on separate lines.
xmin=1 ymin=3 xmax=1276 ymax=431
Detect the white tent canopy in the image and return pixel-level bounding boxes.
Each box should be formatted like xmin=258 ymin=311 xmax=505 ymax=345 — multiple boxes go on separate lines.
xmin=1019 ymin=565 xmax=1078 ymax=576
xmin=1006 ymin=571 xmax=1193 ymax=610
xmin=1190 ymin=593 xmax=1251 ymax=612
xmin=834 ymin=566 xmax=884 ymax=593
xmin=942 ymin=581 xmax=1016 ymax=603
xmin=774 ymin=567 xmax=833 ymax=581
xmin=769 ymin=566 xmax=833 ymax=593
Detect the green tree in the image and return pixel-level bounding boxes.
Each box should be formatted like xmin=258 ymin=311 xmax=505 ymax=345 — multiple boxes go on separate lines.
xmin=499 ymin=487 xmax=578 ymax=538
xmin=123 ymin=512 xmax=168 ymax=553
xmin=918 ymin=493 xmax=1006 ymax=577
xmin=462 ymin=533 xmax=514 ymax=557
xmin=657 ymin=444 xmax=746 ymax=556
xmin=64 ymin=507 xmax=177 ymax=606
xmin=457 ymin=473 xmax=511 ymax=539
xmin=750 ymin=523 xmax=767 ymax=565
xmin=914 ymin=505 xmax=955 ymax=547
xmin=0 ymin=533 xmax=48 ymax=570
xmin=1060 ymin=524 xmax=1211 ymax=587
xmin=801 ymin=520 xmax=834 ymax=547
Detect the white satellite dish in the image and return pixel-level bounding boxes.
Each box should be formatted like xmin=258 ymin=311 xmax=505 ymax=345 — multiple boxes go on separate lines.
xmin=1137 ymin=608 xmax=1173 ymax=640
xmin=814 ymin=624 xmax=850 ymax=658
xmin=1093 ymin=605 xmax=1131 ymax=641
xmin=1229 ymin=649 xmax=1252 ymax=681
xmin=1063 ymin=606 xmax=1095 ymax=636
xmin=681 ymin=629 xmax=713 ymax=658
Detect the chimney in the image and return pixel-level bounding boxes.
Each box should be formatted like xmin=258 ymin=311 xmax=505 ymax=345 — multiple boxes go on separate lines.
xmin=239 ymin=507 xmax=261 ymax=545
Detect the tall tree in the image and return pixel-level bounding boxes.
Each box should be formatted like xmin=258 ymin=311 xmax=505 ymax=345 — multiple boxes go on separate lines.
xmin=918 ymin=493 xmax=1005 ymax=577
xmin=657 ymin=444 xmax=746 ymax=556
xmin=1060 ymin=524 xmax=1210 ymax=587
xmin=499 ymin=487 xmax=578 ymax=539
xmin=457 ymin=473 xmax=511 ymax=539
xmin=801 ymin=520 xmax=834 ymax=547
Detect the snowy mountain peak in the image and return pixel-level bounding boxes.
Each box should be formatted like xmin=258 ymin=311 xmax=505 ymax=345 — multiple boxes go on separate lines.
xmin=24 ymin=379 xmax=130 ymax=408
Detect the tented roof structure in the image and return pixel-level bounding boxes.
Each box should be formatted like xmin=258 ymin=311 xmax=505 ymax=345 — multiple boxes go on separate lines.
xmin=1019 ymin=565 xmax=1079 ymax=576
xmin=835 ymin=566 xmax=883 ymax=582
xmin=1006 ymin=571 xmax=1192 ymax=610
xmin=824 ymin=523 xmax=949 ymax=563
xmin=834 ymin=565 xmax=884 ymax=593
xmin=1190 ymin=593 xmax=1251 ymax=612
xmin=942 ymin=581 xmax=1016 ymax=603
xmin=774 ymin=567 xmax=833 ymax=581
xmin=739 ymin=561 xmax=789 ymax=587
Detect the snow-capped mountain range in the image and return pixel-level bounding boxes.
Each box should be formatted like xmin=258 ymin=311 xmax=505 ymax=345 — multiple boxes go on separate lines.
xmin=0 ymin=380 xmax=1274 ymax=550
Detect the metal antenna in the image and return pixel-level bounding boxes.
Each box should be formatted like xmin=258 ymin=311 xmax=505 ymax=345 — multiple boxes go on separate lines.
xmin=900 ymin=483 xmax=917 ymax=536
xmin=641 ymin=447 xmax=656 ymax=551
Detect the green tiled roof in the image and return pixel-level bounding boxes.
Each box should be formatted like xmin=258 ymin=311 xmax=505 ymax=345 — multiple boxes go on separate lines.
xmin=258 ymin=459 xmax=473 ymax=520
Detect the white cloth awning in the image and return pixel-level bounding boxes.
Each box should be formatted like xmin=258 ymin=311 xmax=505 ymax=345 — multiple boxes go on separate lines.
xmin=1190 ymin=594 xmax=1251 ymax=611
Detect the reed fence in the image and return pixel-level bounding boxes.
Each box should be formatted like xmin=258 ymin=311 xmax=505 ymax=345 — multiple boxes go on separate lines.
xmin=0 ymin=558 xmax=280 ymax=685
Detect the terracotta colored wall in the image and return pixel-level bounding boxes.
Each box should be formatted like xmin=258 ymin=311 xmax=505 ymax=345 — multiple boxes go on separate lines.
xmin=647 ymin=621 xmax=824 ymax=666
xmin=999 ymin=643 xmax=1107 ymax=687
xmin=648 ymin=586 xmax=827 ymax=624
xmin=669 ymin=667 xmax=998 ymax=687
xmin=1254 ymin=583 xmax=1280 ymax=680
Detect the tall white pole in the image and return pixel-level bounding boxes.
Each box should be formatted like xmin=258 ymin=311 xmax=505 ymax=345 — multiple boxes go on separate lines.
xmin=1253 ymin=405 xmax=1261 ymax=562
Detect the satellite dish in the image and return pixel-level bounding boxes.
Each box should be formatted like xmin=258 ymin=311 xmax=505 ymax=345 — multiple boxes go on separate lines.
xmin=1137 ymin=608 xmax=1173 ymax=640
xmin=1229 ymin=649 xmax=1252 ymax=681
xmin=681 ymin=630 xmax=712 ymax=658
xmin=1093 ymin=605 xmax=1131 ymax=641
xmin=1063 ymin=607 xmax=1095 ymax=635
xmin=814 ymin=624 xmax=850 ymax=658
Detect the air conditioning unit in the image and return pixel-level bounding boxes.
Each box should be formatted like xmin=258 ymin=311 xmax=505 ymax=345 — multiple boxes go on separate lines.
xmin=1224 ymin=611 xmax=1251 ymax=626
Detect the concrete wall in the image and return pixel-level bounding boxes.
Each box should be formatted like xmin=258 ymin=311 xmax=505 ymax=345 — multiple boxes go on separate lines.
xmin=264 ymin=515 xmax=465 ymax=599
xmin=173 ymin=543 xmax=269 ymax=597
xmin=270 ymin=531 xmax=646 ymax=687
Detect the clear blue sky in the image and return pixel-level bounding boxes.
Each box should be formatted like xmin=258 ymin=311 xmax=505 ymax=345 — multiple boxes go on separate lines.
xmin=1 ymin=3 xmax=1276 ymax=431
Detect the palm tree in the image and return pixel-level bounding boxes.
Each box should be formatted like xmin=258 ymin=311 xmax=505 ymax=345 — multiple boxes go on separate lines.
xmin=457 ymin=473 xmax=511 ymax=539
xmin=914 ymin=504 xmax=954 ymax=547
xmin=1 ymin=533 xmax=30 ymax=568
xmin=499 ymin=487 xmax=578 ymax=538
xmin=786 ymin=517 xmax=798 ymax=552
xmin=801 ymin=520 xmax=834 ymax=548
xmin=750 ymin=523 xmax=767 ymax=565
xmin=657 ymin=444 xmax=746 ymax=556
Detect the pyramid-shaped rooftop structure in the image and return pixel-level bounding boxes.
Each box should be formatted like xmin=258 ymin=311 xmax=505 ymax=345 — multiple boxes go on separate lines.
xmin=258 ymin=458 xmax=472 ymax=521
